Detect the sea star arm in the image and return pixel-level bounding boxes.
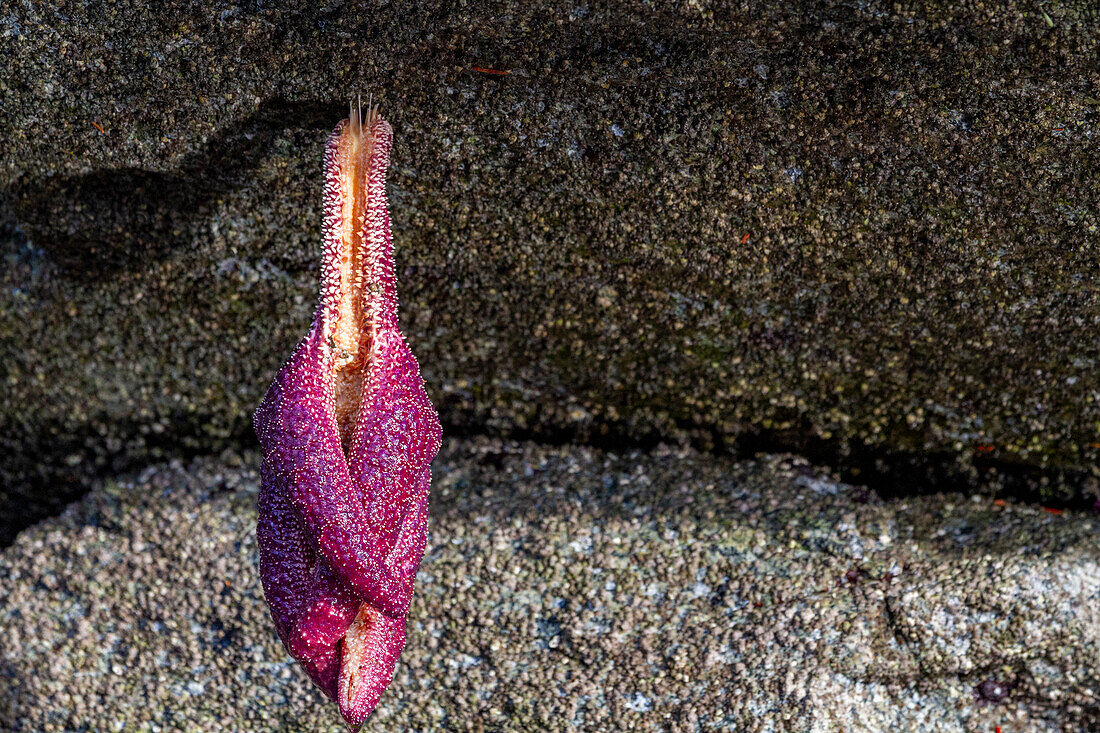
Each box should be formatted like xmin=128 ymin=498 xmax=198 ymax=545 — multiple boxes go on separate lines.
xmin=254 ymin=103 xmax=440 ymax=730
xmin=260 ymin=331 xmax=425 ymax=621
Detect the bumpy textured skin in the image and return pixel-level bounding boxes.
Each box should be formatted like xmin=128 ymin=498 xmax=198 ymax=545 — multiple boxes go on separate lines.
xmin=254 ymin=116 xmax=442 ymax=729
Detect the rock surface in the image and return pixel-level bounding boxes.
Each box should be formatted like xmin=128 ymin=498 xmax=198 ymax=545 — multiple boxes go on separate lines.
xmin=1 ymin=2 xmax=1099 ymax=540
xmin=1 ymin=438 xmax=1097 ymax=731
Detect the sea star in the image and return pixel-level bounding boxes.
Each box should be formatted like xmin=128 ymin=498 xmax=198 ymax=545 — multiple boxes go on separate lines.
xmin=253 ymin=102 xmax=442 ymax=729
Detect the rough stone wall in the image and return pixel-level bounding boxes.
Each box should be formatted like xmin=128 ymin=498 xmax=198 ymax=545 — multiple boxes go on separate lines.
xmin=2 ymin=1 xmax=1098 ymax=540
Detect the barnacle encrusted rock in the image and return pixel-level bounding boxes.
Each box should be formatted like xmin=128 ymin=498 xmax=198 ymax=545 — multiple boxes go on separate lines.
xmin=2 ymin=3 xmax=1099 ymax=542
xmin=1 ymin=442 xmax=1098 ymax=730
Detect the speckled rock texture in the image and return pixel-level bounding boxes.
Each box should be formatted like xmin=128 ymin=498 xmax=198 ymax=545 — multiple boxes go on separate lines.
xmin=1 ymin=1 xmax=1098 ymax=540
xmin=1 ymin=438 xmax=1096 ymax=731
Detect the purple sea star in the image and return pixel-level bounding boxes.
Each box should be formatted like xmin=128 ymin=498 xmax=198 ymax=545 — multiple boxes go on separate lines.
xmin=253 ymin=103 xmax=442 ymax=729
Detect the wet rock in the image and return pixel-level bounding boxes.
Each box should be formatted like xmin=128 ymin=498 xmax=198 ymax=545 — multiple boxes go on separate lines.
xmin=1 ymin=438 xmax=1096 ymax=731
xmin=2 ymin=2 xmax=1099 ymax=539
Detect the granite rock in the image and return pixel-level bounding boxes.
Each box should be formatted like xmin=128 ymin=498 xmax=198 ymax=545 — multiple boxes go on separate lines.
xmin=1 ymin=438 xmax=1096 ymax=731
xmin=2 ymin=2 xmax=1099 ymax=540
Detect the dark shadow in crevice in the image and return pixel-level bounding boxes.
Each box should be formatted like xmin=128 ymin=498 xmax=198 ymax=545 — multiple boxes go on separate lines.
xmin=5 ymin=98 xmax=346 ymax=281
xmin=0 ymin=412 xmax=255 ymax=547
xmin=3 ymin=403 xmax=1095 ymax=548
xmin=439 ymin=409 xmax=1097 ymax=512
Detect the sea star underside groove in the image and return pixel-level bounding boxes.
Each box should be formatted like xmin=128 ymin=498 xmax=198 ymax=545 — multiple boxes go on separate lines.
xmin=253 ymin=104 xmax=442 ymax=730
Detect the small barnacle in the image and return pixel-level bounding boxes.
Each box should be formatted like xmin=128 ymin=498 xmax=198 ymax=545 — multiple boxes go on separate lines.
xmin=974 ymin=677 xmax=1012 ymax=705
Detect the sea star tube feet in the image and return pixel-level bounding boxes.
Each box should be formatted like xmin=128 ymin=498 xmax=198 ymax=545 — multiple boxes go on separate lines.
xmin=254 ymin=103 xmax=442 ymax=730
